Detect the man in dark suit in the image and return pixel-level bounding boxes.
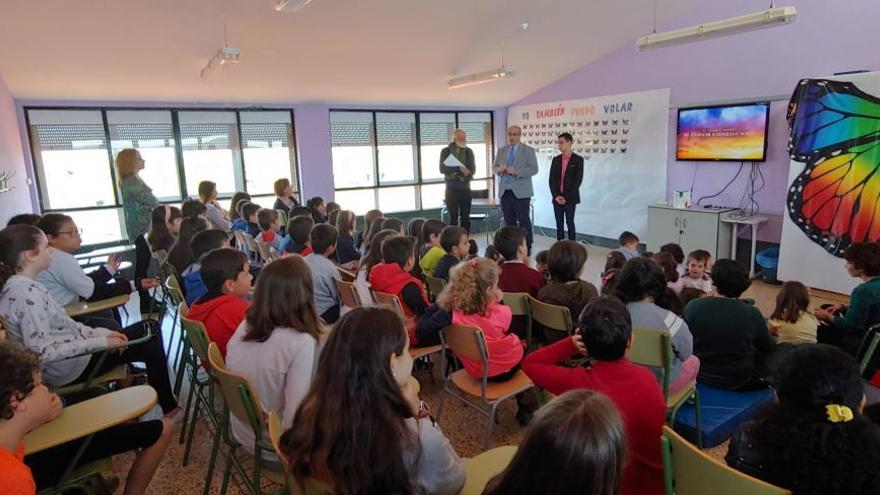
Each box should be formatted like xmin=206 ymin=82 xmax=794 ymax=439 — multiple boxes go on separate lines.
xmin=548 ymin=132 xmax=584 ymax=240
xmin=439 ymin=129 xmax=476 ymax=231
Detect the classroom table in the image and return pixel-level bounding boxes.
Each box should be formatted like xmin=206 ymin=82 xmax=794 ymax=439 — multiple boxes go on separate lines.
xmin=25 ymin=386 xmax=157 ymax=455
xmin=721 ymin=214 xmax=769 ymax=279
xmin=64 ymin=293 xmax=131 ymax=318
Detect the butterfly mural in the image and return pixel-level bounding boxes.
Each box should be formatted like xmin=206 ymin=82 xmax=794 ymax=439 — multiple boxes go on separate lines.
xmin=787 ymin=78 xmax=880 ymax=256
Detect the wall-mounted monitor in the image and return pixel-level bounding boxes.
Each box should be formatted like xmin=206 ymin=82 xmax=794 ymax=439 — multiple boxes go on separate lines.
xmin=676 ymin=102 xmax=770 ymax=161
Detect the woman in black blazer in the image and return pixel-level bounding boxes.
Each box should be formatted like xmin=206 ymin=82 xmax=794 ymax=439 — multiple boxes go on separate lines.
xmin=548 ymin=132 xmax=584 ymax=240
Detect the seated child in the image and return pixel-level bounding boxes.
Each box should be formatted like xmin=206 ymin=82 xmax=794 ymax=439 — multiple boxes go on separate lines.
xmin=495 ymin=226 xmax=545 ymax=297
xmin=600 ymin=251 xmax=626 ymax=295
xmin=369 ymin=236 xmax=429 ymax=344
xmin=653 ymin=251 xmax=684 ymax=294
xmin=768 ymin=281 xmax=818 ymax=344
xmin=418 ymin=219 xmax=446 ymax=276
xmin=439 ymin=257 xmax=533 ymax=424
xmin=615 ymin=231 xmax=640 ymax=260
xmin=334 ymin=209 xmax=360 ymax=268
xmin=535 ymin=249 xmax=550 ymax=281
xmin=6 ymin=214 xmax=41 ymax=227
xmin=36 ymin=213 xmax=132 ymax=308
xmin=281 ymin=215 xmax=314 ymax=256
xmin=484 ymin=244 xmax=502 ymax=264
xmin=483 ymin=389 xmax=627 ymax=495
xmin=660 ymin=242 xmax=685 ymax=275
xmin=381 ymin=218 xmax=405 ymax=234
xmin=229 ymin=192 xmax=252 ymax=225
xmin=522 ymin=297 xmax=666 ymax=495
xmin=726 ymin=344 xmax=880 ymax=493
xmin=537 ymin=240 xmax=598 ymax=330
xmin=181 ymin=199 xmax=208 ymax=220
xmin=432 ymin=226 xmax=469 ymax=281
xmin=355 ymin=209 xmax=383 ymax=251
xmin=306 ymin=196 xmax=327 ymax=224
xmin=684 ymin=259 xmax=776 ymax=390
xmin=325 ymin=202 xmax=340 ymax=221
xmin=681 ymin=250 xmax=713 ymax=293
xmin=188 ymin=248 xmax=252 ymax=357
xmin=256 ymin=208 xmax=283 ymax=252
xmin=240 ymin=203 xmax=262 ymax=240
xmin=0 ymin=340 xmax=172 ymax=494
xmin=304 ymin=224 xmax=341 ymax=324
xmin=182 ymin=229 xmax=230 ymax=305
xmin=615 ymin=257 xmax=698 ymax=394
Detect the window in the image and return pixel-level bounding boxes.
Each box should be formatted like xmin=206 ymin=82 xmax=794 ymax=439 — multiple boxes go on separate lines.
xmin=28 ymin=110 xmax=116 ymax=210
xmin=330 ymin=110 xmax=494 ymax=214
xmin=419 ymin=113 xmax=455 ymax=183
xmin=26 ymin=107 xmax=298 ymax=246
xmin=240 ymin=111 xmax=297 ymax=197
xmin=178 ymin=111 xmax=240 ymax=197
xmin=107 ymin=110 xmax=181 ymax=201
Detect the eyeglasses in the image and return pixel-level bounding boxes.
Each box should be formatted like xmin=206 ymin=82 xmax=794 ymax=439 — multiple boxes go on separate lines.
xmin=57 ymin=229 xmax=83 ymax=237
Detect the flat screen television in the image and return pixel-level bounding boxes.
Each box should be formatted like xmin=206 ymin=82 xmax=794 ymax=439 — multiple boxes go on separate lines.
xmin=676 ymin=102 xmax=770 ymax=161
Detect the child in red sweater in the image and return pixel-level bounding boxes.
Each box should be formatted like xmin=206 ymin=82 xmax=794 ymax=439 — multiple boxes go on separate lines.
xmin=369 ymin=235 xmax=429 ymax=345
xmin=188 ymin=248 xmax=252 ymax=357
xmin=495 ymin=226 xmax=545 ymax=296
xmin=522 ymin=296 xmax=666 ymax=495
xmin=439 ymin=257 xmax=533 ymax=423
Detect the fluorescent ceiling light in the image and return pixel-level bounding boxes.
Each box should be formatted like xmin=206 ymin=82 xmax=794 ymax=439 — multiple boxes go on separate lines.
xmin=275 ymin=0 xmax=313 ymax=12
xmin=200 ymin=46 xmax=241 ymax=79
xmin=448 ymin=67 xmax=514 ymax=90
xmin=636 ymin=6 xmax=797 ymax=51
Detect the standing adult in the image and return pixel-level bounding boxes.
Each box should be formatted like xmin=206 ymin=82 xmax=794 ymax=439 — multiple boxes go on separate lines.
xmin=439 ymin=129 xmax=476 ymax=232
xmin=494 ymin=125 xmax=539 ymax=253
xmin=548 ymin=133 xmax=584 ymax=241
xmin=115 ymin=149 xmax=160 ymax=314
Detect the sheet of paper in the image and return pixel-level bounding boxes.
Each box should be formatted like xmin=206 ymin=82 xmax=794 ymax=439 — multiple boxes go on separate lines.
xmin=443 ymin=153 xmax=464 ymax=168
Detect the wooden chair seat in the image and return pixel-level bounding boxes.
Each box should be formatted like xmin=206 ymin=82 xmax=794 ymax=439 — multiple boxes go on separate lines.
xmin=410 ymin=344 xmax=443 ymax=360
xmin=449 ymin=369 xmax=533 ymax=401
xmin=460 ymin=445 xmax=517 ymax=495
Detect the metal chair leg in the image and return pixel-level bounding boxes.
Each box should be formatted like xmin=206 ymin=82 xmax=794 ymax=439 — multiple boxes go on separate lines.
xmin=182 ymin=384 xmax=202 ymax=464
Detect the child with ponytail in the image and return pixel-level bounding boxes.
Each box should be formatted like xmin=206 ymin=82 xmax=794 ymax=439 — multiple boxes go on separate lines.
xmin=726 ymin=344 xmax=880 ymax=494
xmin=146 ymin=204 xmax=182 ymax=254
xmin=438 ymin=257 xmax=533 ymax=423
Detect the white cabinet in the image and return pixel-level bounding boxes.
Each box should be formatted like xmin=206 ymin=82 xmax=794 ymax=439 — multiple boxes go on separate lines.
xmin=646 ymin=204 xmax=735 ymax=261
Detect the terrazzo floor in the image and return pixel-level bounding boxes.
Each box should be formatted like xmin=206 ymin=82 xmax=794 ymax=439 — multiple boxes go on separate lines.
xmin=103 ymin=235 xmax=848 ymax=494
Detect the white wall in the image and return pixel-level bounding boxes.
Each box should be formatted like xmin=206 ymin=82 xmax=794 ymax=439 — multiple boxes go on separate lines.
xmin=0 ymin=74 xmax=32 ymax=225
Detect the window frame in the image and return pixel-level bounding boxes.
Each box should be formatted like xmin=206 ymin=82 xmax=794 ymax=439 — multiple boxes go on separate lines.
xmin=329 ymin=109 xmax=494 ymax=212
xmin=24 ymin=106 xmax=300 ymax=244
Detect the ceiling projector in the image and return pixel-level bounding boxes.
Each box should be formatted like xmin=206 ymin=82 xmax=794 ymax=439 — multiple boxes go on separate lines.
xmin=275 ymin=0 xmax=313 ymax=12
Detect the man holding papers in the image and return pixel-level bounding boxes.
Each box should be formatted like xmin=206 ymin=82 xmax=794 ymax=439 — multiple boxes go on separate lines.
xmin=493 ymin=125 xmax=538 ymax=253
xmin=440 ymin=128 xmax=476 ymax=231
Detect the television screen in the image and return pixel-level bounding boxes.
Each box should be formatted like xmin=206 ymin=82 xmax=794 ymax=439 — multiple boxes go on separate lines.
xmin=676 ymin=102 xmax=770 ymax=161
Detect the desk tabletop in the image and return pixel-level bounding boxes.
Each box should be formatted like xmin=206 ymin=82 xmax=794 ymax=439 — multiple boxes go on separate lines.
xmin=74 ymin=244 xmax=135 ymax=260
xmin=65 ymin=294 xmax=130 ymax=317
xmin=720 ymin=213 xmax=770 ymax=225
xmin=25 ymin=386 xmax=157 ymax=454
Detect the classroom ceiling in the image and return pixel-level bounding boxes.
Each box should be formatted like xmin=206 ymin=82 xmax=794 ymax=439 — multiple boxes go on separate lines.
xmin=0 ymin=0 xmax=693 ymax=106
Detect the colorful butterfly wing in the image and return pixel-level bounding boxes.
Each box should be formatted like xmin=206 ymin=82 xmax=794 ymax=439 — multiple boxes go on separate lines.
xmin=788 ymin=137 xmax=880 ymax=255
xmin=788 ymin=79 xmax=880 ymax=160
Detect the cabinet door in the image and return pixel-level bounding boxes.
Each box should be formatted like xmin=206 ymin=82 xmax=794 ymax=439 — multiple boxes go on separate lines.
xmin=646 ymin=207 xmax=681 ymax=252
xmin=680 ymin=211 xmax=719 ymax=259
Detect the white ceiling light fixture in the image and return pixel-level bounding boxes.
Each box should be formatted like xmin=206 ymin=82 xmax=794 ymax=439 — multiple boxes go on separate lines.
xmin=448 ymin=22 xmax=526 ymax=90
xmin=448 ymin=67 xmax=514 ymax=90
xmin=274 ymin=0 xmax=313 ymax=12
xmin=636 ymin=5 xmax=797 ymax=51
xmin=200 ymin=23 xmax=241 ymax=79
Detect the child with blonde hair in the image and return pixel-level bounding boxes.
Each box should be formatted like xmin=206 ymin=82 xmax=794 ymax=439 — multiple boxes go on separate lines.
xmin=768 ymin=281 xmax=818 ymax=344
xmin=438 ymin=257 xmax=533 ymax=424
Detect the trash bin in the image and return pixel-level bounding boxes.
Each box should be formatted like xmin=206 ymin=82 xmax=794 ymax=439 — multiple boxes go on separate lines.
xmin=756 ymin=247 xmax=780 ymax=284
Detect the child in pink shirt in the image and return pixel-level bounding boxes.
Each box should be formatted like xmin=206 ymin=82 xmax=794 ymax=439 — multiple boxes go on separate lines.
xmin=439 ymin=257 xmax=533 ymax=423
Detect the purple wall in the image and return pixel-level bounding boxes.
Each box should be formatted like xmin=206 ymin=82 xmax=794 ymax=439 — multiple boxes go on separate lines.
xmin=513 ymin=0 xmax=880 ymax=242
xmin=0 ymin=75 xmax=32 ymax=225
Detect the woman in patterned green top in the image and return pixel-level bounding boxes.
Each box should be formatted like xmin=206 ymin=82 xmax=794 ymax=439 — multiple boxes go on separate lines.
xmin=115 ymin=149 xmax=160 ymax=312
